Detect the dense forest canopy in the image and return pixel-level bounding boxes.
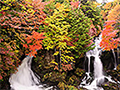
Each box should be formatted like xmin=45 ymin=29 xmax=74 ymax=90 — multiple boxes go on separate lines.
xmin=0 ymin=0 xmax=120 ymax=89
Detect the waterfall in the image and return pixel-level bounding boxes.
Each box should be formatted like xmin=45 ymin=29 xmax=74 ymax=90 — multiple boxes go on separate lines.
xmin=117 ymin=47 xmax=119 ymax=64
xmin=112 ymin=49 xmax=117 ymax=70
xmin=80 ymin=34 xmax=120 ymax=90
xmin=9 ymin=56 xmax=53 ymax=90
xmin=93 ymin=36 xmax=104 ymax=81
xmin=80 ymin=34 xmax=104 ymax=90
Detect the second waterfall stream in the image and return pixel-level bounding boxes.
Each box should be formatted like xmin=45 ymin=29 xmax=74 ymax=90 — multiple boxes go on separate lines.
xmin=79 ymin=34 xmax=119 ymax=90
xmin=80 ymin=34 xmax=104 ymax=90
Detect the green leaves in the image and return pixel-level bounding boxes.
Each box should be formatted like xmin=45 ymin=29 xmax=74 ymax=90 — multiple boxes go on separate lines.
xmin=41 ymin=3 xmax=75 ymax=72
xmin=66 ymin=8 xmax=93 ymax=58
xmin=0 ymin=13 xmax=2 ymax=16
xmin=0 ymin=0 xmax=105 ymax=89
xmin=0 ymin=0 xmax=48 ymax=81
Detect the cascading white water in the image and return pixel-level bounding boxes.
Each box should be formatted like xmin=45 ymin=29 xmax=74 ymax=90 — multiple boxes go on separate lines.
xmin=93 ymin=36 xmax=104 ymax=81
xmin=80 ymin=34 xmax=120 ymax=90
xmin=94 ymin=54 xmax=104 ymax=80
xmin=9 ymin=56 xmax=53 ymax=90
xmin=112 ymin=49 xmax=117 ymax=70
xmin=80 ymin=34 xmax=105 ymax=90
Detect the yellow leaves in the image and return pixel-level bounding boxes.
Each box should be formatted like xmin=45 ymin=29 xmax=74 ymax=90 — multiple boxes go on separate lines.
xmin=55 ymin=3 xmax=68 ymax=11
xmin=0 ymin=6 xmax=10 ymax=12
xmin=70 ymin=46 xmax=75 ymax=49
xmin=61 ymin=54 xmax=74 ymax=63
xmin=55 ymin=3 xmax=70 ymax=13
xmin=21 ymin=1 xmax=35 ymax=14
xmin=46 ymin=44 xmax=54 ymax=50
xmin=21 ymin=5 xmax=27 ymax=10
xmin=42 ymin=2 xmax=75 ymax=71
xmin=49 ymin=0 xmax=54 ymax=3
xmin=58 ymin=42 xmax=66 ymax=49
xmin=103 ymin=2 xmax=112 ymax=9
xmin=49 ymin=23 xmax=56 ymax=28
xmin=55 ymin=3 xmax=61 ymax=9
xmin=114 ymin=0 xmax=120 ymax=4
xmin=27 ymin=9 xmax=35 ymax=14
xmin=64 ymin=50 xmax=71 ymax=53
xmin=27 ymin=4 xmax=33 ymax=8
xmin=58 ymin=80 xmax=78 ymax=90
xmin=53 ymin=51 xmax=59 ymax=56
xmin=14 ymin=50 xmax=19 ymax=53
xmin=69 ymin=77 xmax=74 ymax=83
xmin=107 ymin=4 xmax=120 ymax=22
xmin=92 ymin=1 xmax=101 ymax=7
xmin=58 ymin=82 xmax=66 ymax=90
xmin=101 ymin=0 xmax=120 ymax=21
xmin=50 ymin=60 xmax=58 ymax=65
xmin=64 ymin=8 xmax=70 ymax=12
xmin=25 ymin=0 xmax=33 ymax=3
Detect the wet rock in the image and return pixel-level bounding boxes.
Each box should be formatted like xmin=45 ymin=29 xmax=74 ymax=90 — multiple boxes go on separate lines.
xmin=79 ymin=87 xmax=88 ymax=90
xmin=102 ymin=64 xmax=120 ymax=90
xmin=106 ymin=64 xmax=120 ymax=82
xmin=101 ymin=81 xmax=120 ymax=90
xmin=101 ymin=51 xmax=115 ymax=70
xmin=0 ymin=76 xmax=10 ymax=90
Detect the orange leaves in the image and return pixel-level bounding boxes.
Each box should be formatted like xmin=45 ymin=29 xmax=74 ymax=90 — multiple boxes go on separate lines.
xmin=105 ymin=20 xmax=116 ymax=28
xmin=0 ymin=0 xmax=48 ymax=31
xmin=101 ymin=1 xmax=120 ymax=22
xmin=31 ymin=0 xmax=49 ymax=10
xmin=22 ymin=31 xmax=45 ymax=57
xmin=100 ymin=20 xmax=119 ymax=51
xmin=0 ymin=42 xmax=20 ymax=80
xmin=31 ymin=31 xmax=45 ymax=40
xmin=0 ymin=75 xmax=3 ymax=80
xmin=107 ymin=4 xmax=120 ymax=22
xmin=55 ymin=3 xmax=61 ymax=9
xmin=103 ymin=2 xmax=113 ymax=9
xmin=54 ymin=63 xmax=73 ymax=72
xmin=70 ymin=1 xmax=79 ymax=9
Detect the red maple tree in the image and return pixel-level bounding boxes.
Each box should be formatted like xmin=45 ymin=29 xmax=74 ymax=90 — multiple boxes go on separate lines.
xmin=100 ymin=20 xmax=120 ymax=51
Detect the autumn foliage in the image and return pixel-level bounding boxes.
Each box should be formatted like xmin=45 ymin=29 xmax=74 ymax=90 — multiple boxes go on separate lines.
xmin=107 ymin=4 xmax=120 ymax=22
xmin=100 ymin=20 xmax=120 ymax=51
xmin=0 ymin=38 xmax=20 ymax=80
xmin=0 ymin=0 xmax=48 ymax=30
xmin=22 ymin=31 xmax=45 ymax=57
xmin=0 ymin=0 xmax=103 ymax=82
xmin=1 ymin=0 xmax=119 ymax=89
xmin=0 ymin=0 xmax=47 ymax=80
xmin=100 ymin=0 xmax=120 ymax=51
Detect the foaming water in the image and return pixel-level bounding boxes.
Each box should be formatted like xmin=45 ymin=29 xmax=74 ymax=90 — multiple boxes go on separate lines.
xmin=80 ymin=34 xmax=120 ymax=90
xmin=80 ymin=34 xmax=104 ymax=90
xmin=9 ymin=56 xmax=53 ymax=90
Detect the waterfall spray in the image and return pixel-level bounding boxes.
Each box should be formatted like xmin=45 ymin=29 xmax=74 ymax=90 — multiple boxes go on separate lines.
xmin=112 ymin=49 xmax=117 ymax=70
xmin=80 ymin=34 xmax=104 ymax=90
xmin=9 ymin=56 xmax=53 ymax=90
xmin=79 ymin=34 xmax=120 ymax=90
